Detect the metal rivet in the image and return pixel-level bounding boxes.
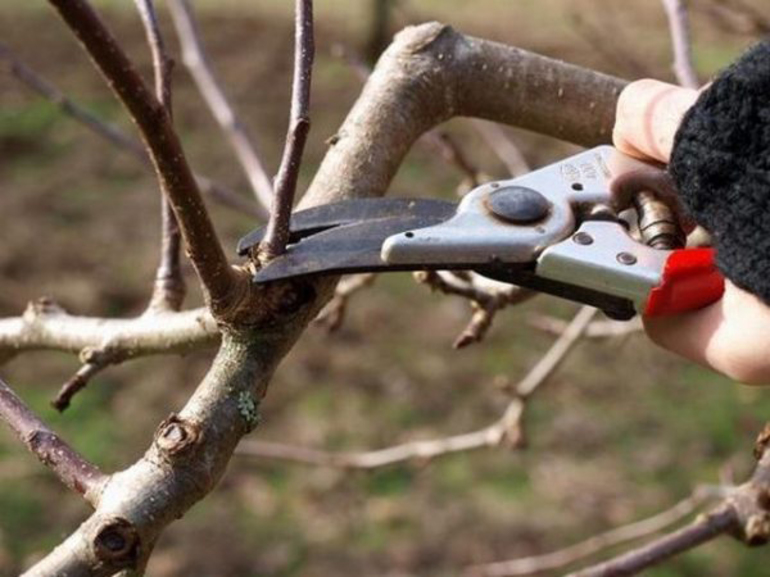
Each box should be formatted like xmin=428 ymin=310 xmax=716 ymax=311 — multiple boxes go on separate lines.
xmin=617 ymin=252 xmax=637 ymax=265
xmin=573 ymin=232 xmax=593 ymax=245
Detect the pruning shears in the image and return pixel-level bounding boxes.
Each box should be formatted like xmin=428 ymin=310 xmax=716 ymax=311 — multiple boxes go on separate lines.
xmin=238 ymin=146 xmax=725 ymax=320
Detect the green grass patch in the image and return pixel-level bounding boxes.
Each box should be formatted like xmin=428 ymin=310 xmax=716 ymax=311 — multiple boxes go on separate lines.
xmin=364 ymin=468 xmax=414 ymax=497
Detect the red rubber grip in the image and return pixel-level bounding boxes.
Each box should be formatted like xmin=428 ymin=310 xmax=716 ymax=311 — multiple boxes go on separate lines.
xmin=644 ymin=248 xmax=725 ymax=316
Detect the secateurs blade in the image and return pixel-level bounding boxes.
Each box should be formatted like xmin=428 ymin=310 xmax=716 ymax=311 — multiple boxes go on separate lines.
xmin=238 ymin=146 xmax=725 ymax=320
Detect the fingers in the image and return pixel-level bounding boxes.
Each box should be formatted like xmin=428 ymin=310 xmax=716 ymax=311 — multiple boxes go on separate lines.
xmin=643 ymin=282 xmax=770 ymax=385
xmin=613 ymin=79 xmax=700 ymax=163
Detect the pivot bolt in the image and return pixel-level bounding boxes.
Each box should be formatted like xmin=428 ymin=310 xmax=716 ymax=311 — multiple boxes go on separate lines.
xmin=486 ymin=186 xmax=551 ymax=224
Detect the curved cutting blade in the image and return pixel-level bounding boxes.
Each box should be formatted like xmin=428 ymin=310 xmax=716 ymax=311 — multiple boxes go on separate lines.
xmin=252 ymin=212 xmax=458 ymax=283
xmin=237 ymin=198 xmax=456 ymax=256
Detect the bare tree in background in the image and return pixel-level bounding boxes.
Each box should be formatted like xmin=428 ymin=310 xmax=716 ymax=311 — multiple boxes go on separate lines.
xmin=1 ymin=1 xmax=769 ymax=575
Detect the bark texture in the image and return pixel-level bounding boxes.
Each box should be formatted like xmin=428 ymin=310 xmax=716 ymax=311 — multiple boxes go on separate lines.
xmin=24 ymin=22 xmax=625 ymax=575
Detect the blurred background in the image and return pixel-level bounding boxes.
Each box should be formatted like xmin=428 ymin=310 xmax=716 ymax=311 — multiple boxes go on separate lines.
xmin=1 ymin=0 xmax=769 ymax=575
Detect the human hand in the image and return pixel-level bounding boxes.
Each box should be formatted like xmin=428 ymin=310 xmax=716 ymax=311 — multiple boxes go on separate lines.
xmin=614 ymin=80 xmax=770 ymax=385
xmin=613 ymin=78 xmax=699 ymax=163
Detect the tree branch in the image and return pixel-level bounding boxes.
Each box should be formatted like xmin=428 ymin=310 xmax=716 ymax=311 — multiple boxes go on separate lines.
xmin=568 ymin=424 xmax=770 ymax=576
xmin=470 ymin=119 xmax=530 ymax=177
xmin=0 ymin=377 xmax=105 ymax=506
xmin=570 ymin=506 xmax=738 ymax=577
xmin=52 ymin=348 xmax=126 ymax=412
xmin=661 ymin=0 xmax=700 ymax=89
xmin=314 ymin=273 xmax=377 ymax=332
xmin=134 ymin=0 xmax=186 ymax=315
xmin=696 ymin=0 xmax=770 ymax=36
xmin=24 ymin=21 xmax=627 ymax=575
xmin=167 ymin=0 xmax=274 ymax=211
xmin=47 ymin=0 xmax=240 ymax=316
xmin=304 ymin=23 xmax=624 ymax=210
xmin=133 ymin=0 xmax=186 ymax=314
xmin=0 ymin=299 xmax=218 ymax=365
xmin=528 ymin=315 xmax=643 ymax=339
xmin=237 ymin=306 xmax=596 ymax=468
xmin=23 ymin=326 xmax=318 ymax=576
xmin=415 ymin=270 xmax=535 ymax=348
xmin=1 ymin=41 xmax=260 ymax=218
xmin=467 ymin=486 xmax=723 ymax=576
xmin=260 ymin=0 xmax=315 ymax=259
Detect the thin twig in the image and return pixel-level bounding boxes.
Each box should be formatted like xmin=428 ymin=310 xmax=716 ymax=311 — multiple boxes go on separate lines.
xmin=0 ymin=41 xmax=143 ymax=155
xmin=0 ymin=41 xmax=261 ymax=218
xmin=237 ymin=424 xmax=518 ymax=469
xmin=49 ymin=0 xmax=188 ymax=404
xmin=566 ymin=426 xmax=770 ymax=575
xmin=48 ymin=0 xmax=239 ymax=315
xmin=167 ymin=0 xmax=274 ymax=210
xmin=415 ymin=271 xmax=535 ymax=348
xmin=51 ymin=346 xmax=126 ymax=412
xmin=238 ymin=307 xmax=595 ymax=468
xmin=134 ymin=0 xmax=173 ymax=111
xmin=260 ymin=0 xmax=315 ymax=259
xmin=661 ymin=0 xmax=700 ymax=89
xmin=696 ymin=0 xmax=770 ymax=36
xmin=569 ymin=11 xmax=652 ymax=78
xmin=134 ymin=0 xmax=186 ymax=313
xmin=0 ymin=377 xmax=105 ymax=506
xmin=53 ymin=363 xmax=105 ymax=412
xmin=314 ymin=273 xmax=377 ymax=332
xmin=467 ymin=486 xmax=722 ymax=576
xmin=470 ymin=120 xmax=530 ymax=177
xmin=570 ymin=506 xmax=738 ymax=576
xmin=528 ymin=314 xmax=643 ymax=339
xmin=421 ymin=130 xmax=482 ymax=188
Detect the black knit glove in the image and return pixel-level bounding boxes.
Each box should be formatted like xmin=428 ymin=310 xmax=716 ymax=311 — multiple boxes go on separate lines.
xmin=669 ymin=39 xmax=770 ymax=303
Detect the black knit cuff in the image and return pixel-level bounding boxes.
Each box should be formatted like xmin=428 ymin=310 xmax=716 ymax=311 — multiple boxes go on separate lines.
xmin=669 ymin=39 xmax=770 ymax=303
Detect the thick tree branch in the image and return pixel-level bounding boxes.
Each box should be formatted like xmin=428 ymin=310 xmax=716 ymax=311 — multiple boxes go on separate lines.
xmin=0 ymin=299 xmax=218 ymax=364
xmin=25 ymin=22 xmax=627 ymax=575
xmin=24 ymin=321 xmax=320 ymax=576
xmin=261 ymin=0 xmax=315 ymax=259
xmin=47 ymin=0 xmax=240 ymax=315
xmin=304 ymin=23 xmax=624 ymax=209
xmin=0 ymin=378 xmax=105 ymax=506
xmin=167 ymin=0 xmax=274 ymax=211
